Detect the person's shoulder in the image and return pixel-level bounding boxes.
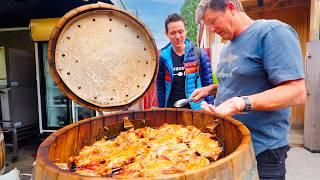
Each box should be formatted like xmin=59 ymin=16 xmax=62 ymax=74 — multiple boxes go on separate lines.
xmin=185 ymin=39 xmax=201 ymax=52
xmin=255 ymin=19 xmax=292 ymax=34
xmin=257 ymin=19 xmax=284 ymax=26
xmin=160 ymin=43 xmax=172 ymax=57
xmin=160 ymin=42 xmax=172 ymax=51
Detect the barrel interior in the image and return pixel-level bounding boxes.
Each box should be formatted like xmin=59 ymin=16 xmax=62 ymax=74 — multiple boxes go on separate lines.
xmin=48 ymin=109 xmax=242 ymax=163
xmin=35 ymin=109 xmax=255 ymax=179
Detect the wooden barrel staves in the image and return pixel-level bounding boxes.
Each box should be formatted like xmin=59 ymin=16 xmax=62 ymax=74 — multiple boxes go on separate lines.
xmin=33 ymin=109 xmax=258 ymax=180
xmin=0 ymin=130 xmax=5 ymax=175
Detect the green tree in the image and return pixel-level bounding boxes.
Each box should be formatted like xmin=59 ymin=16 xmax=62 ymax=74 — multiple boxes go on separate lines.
xmin=181 ymin=0 xmax=200 ymax=46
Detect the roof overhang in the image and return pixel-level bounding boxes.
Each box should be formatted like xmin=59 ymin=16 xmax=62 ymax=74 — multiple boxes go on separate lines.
xmin=0 ymin=0 xmax=126 ymax=29
xmin=241 ymin=0 xmax=309 ymax=13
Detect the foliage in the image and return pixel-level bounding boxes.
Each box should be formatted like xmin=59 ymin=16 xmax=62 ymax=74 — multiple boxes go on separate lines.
xmin=181 ymin=0 xmax=200 ymax=46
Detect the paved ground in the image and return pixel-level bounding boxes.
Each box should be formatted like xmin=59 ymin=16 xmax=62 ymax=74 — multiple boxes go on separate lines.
xmin=287 ymin=147 xmax=320 ymax=180
xmin=4 ymin=139 xmax=38 ymax=180
xmin=2 ymin=138 xmax=320 ymax=180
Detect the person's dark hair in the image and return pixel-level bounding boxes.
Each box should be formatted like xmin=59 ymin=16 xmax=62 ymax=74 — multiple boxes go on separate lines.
xmin=165 ymin=13 xmax=185 ymax=32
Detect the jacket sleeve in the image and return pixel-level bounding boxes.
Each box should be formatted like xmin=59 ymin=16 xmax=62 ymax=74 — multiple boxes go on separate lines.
xmin=199 ymin=49 xmax=215 ymax=104
xmin=156 ymin=56 xmax=166 ymax=108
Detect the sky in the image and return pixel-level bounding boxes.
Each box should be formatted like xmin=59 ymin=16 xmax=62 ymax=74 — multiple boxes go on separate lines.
xmin=122 ymin=0 xmax=185 ymax=48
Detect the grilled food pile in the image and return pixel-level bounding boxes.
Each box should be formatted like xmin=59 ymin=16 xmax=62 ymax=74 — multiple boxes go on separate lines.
xmin=70 ymin=124 xmax=223 ymax=177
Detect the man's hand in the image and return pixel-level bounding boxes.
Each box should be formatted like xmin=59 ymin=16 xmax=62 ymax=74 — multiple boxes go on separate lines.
xmin=200 ymin=101 xmax=215 ymax=113
xmin=190 ymin=84 xmax=217 ymax=102
xmin=201 ymin=97 xmax=246 ymax=116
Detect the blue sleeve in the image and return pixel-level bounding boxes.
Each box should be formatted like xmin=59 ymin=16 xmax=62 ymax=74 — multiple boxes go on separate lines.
xmin=262 ymin=25 xmax=304 ymax=85
xmin=199 ymin=49 xmax=215 ymax=104
xmin=156 ymin=56 xmax=166 ymax=108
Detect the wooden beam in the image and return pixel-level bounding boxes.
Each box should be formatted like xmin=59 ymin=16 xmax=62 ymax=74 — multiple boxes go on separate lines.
xmin=197 ymin=24 xmax=204 ymax=47
xmin=309 ymin=0 xmax=320 ymax=40
xmin=240 ymin=0 xmax=257 ymax=4
xmin=270 ymin=0 xmax=283 ymax=9
xmin=304 ymin=40 xmax=320 ymax=152
xmin=243 ymin=0 xmax=309 ymax=13
xmin=245 ymin=0 xmax=309 ymax=13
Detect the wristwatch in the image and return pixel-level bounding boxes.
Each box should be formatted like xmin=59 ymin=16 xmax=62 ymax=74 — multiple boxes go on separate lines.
xmin=240 ymin=96 xmax=251 ymax=114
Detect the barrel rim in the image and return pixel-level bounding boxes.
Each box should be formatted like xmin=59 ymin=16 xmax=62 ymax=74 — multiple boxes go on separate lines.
xmin=36 ymin=109 xmax=253 ymax=179
xmin=48 ymin=3 xmax=159 ymax=112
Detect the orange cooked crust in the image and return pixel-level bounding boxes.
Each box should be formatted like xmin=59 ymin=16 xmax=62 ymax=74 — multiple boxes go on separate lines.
xmin=70 ymin=124 xmax=223 ymax=177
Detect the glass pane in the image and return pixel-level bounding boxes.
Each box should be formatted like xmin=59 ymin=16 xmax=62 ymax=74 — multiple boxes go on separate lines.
xmin=42 ymin=43 xmax=70 ymax=127
xmin=47 ymin=107 xmax=68 ymax=126
xmin=72 ymin=101 xmax=95 ymax=122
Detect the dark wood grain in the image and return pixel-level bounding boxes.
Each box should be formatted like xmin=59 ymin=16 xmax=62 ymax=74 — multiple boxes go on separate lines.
xmin=176 ymin=109 xmax=193 ymax=126
xmin=153 ymin=109 xmax=166 ymax=127
xmin=165 ymin=108 xmax=177 ymax=124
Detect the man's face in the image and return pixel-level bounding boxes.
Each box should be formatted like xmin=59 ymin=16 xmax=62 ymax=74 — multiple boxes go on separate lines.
xmin=166 ymin=21 xmax=186 ymax=49
xmin=203 ymin=8 xmax=234 ymax=40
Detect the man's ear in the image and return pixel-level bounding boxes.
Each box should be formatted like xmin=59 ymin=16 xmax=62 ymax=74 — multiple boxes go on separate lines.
xmin=226 ymin=1 xmax=237 ymax=14
xmin=165 ymin=31 xmax=169 ymax=38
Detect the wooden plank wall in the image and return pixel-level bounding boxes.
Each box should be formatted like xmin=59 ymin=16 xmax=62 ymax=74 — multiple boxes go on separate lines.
xmin=247 ymin=5 xmax=310 ymax=129
xmin=309 ymin=0 xmax=320 ymax=40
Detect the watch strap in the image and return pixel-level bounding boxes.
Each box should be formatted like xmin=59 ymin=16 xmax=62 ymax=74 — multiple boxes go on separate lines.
xmin=240 ymin=96 xmax=251 ymax=114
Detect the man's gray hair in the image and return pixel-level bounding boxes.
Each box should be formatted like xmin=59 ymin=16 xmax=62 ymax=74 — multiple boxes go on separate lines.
xmin=195 ymin=0 xmax=210 ymax=24
xmin=195 ymin=0 xmax=244 ymax=24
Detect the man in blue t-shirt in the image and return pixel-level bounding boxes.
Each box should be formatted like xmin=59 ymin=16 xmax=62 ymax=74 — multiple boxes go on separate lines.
xmin=192 ymin=0 xmax=306 ymax=179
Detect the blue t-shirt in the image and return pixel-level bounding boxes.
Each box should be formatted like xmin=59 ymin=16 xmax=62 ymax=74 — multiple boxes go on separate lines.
xmin=215 ymin=20 xmax=304 ymax=155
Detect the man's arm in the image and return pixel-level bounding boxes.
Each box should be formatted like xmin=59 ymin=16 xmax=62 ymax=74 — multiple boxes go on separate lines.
xmin=249 ymin=79 xmax=306 ymax=110
xmin=202 ymin=79 xmax=306 ymax=116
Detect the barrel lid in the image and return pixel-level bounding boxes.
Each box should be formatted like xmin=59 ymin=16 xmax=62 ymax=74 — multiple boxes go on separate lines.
xmin=48 ymin=4 xmax=158 ymax=112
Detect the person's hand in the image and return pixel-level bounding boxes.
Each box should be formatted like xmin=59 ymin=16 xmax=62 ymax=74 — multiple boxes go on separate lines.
xmin=201 ymin=97 xmax=246 ymax=116
xmin=200 ymin=101 xmax=215 ymax=113
xmin=190 ymin=85 xmax=216 ymax=103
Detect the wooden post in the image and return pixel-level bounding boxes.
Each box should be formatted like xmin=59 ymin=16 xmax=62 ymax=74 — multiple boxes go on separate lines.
xmin=304 ymin=40 xmax=320 ymax=152
xmin=309 ymin=0 xmax=320 ymax=40
xmin=303 ymin=0 xmax=320 ymax=152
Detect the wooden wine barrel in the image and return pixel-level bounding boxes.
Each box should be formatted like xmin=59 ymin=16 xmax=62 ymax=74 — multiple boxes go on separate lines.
xmin=0 ymin=130 xmax=5 ymax=175
xmin=33 ymin=109 xmax=258 ymax=180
